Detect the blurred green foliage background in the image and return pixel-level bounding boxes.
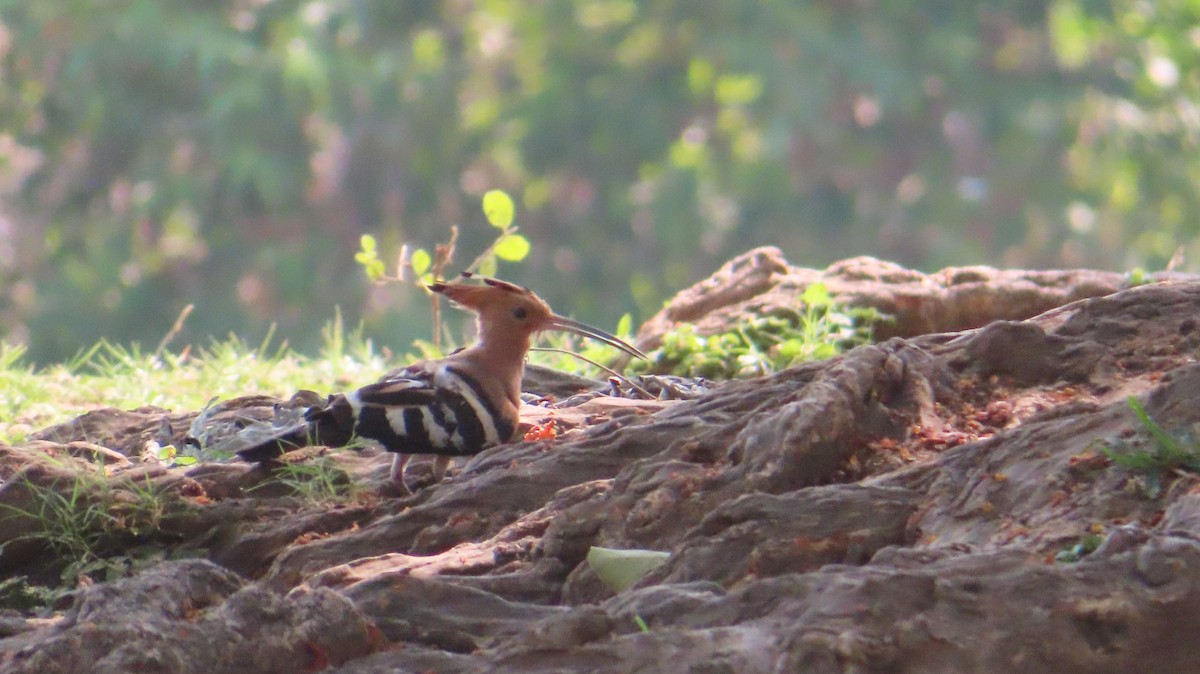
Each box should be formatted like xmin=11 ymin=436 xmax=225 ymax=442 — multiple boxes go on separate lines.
xmin=0 ymin=0 xmax=1197 ymax=364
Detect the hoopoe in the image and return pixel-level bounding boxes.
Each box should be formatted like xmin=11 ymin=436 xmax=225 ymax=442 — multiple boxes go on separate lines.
xmin=235 ymin=274 xmax=646 ymax=493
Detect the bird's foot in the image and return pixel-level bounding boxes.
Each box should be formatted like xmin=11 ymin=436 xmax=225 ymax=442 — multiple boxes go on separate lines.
xmin=375 ymin=479 xmax=413 ymax=498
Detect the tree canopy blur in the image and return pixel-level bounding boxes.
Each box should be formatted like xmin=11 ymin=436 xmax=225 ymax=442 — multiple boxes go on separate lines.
xmin=0 ymin=0 xmax=1197 ymax=363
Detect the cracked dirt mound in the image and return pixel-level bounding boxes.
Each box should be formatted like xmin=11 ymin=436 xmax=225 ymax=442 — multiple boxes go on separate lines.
xmin=3 ymin=251 xmax=1200 ymax=673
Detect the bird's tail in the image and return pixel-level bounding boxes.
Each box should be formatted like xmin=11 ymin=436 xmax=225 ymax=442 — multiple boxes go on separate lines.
xmin=235 ymin=394 xmax=356 ymax=463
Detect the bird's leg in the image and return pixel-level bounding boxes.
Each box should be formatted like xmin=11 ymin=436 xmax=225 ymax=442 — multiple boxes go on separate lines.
xmin=432 ymin=455 xmax=451 ymax=484
xmin=389 ymin=453 xmax=412 ymax=494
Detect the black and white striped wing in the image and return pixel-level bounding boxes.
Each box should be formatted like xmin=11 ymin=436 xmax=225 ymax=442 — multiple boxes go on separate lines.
xmin=431 ymin=364 xmax=516 ymax=454
xmin=347 ymin=375 xmax=448 ymax=454
xmin=345 ymin=366 xmax=515 ymax=456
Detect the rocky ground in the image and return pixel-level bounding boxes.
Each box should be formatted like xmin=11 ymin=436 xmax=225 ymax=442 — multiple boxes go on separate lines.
xmin=2 ymin=249 xmax=1199 ymax=673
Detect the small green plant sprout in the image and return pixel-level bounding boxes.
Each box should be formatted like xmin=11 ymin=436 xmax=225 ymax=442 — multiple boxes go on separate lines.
xmin=354 ymin=234 xmax=387 ymax=282
xmin=633 ymin=282 xmax=882 ymax=379
xmin=477 ymin=189 xmax=531 ymax=276
xmin=156 ymin=444 xmax=197 ymax=467
xmin=586 ymin=546 xmax=670 ymax=593
xmin=353 ymin=189 xmax=531 ymax=351
xmin=1124 ymin=245 xmax=1184 ymax=288
xmin=633 ymin=614 xmax=651 ymax=633
xmin=1054 ymin=532 xmax=1103 ymax=563
xmin=1099 ymin=395 xmax=1200 ymax=498
xmin=353 ymin=189 xmax=531 ymax=285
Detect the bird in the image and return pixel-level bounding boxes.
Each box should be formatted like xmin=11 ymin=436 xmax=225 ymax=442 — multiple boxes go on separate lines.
xmin=233 ymin=273 xmax=647 ymax=493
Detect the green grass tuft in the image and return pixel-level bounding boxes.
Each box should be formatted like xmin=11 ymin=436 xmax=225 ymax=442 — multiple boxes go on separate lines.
xmin=0 ymin=460 xmax=184 ymax=596
xmin=1100 ymin=396 xmax=1200 ymax=498
xmin=249 ymin=456 xmax=360 ymax=507
xmin=0 ymin=314 xmax=389 ymax=445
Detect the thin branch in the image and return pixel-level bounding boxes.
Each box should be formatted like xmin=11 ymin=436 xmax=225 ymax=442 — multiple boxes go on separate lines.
xmin=429 ymin=225 xmax=460 ymax=351
xmin=463 ymin=225 xmax=517 ymax=275
xmin=396 ymin=243 xmax=412 ymax=282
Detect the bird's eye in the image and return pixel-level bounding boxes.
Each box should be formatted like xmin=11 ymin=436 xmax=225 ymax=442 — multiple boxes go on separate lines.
xmin=512 ymin=306 xmax=528 ymax=320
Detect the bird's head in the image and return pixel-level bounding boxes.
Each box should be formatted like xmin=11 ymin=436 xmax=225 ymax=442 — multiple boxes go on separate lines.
xmin=429 ymin=273 xmax=646 ymax=359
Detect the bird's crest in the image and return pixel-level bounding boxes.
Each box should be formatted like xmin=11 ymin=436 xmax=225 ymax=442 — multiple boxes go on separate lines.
xmin=428 ymin=272 xmax=545 ymax=312
xmin=427 ymin=272 xmax=646 ymax=359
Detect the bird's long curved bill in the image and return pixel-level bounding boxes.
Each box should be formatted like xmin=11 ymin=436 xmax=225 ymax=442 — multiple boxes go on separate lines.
xmin=548 ymin=315 xmax=648 ymax=360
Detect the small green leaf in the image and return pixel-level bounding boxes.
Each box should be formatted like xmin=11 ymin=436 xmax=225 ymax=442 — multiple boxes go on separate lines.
xmin=355 ymin=235 xmax=385 ymax=280
xmin=802 ymin=281 xmax=831 ymax=307
xmin=412 ymin=29 xmax=445 ymax=71
xmin=410 ymin=248 xmax=432 ymax=276
xmin=158 ymin=444 xmax=198 ymax=466
xmin=616 ymin=313 xmax=633 ymax=337
xmin=586 ymin=546 xmax=670 ymax=592
xmin=494 ymin=233 xmax=531 ymax=262
xmin=776 ymin=338 xmax=804 ymax=361
xmin=356 ymin=254 xmax=385 ymax=281
xmin=477 ymin=255 xmax=498 ymax=277
xmin=483 ymin=189 xmax=515 ymax=229
xmin=714 ymin=73 xmax=763 ymax=106
xmin=687 ymin=58 xmax=714 ymax=96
